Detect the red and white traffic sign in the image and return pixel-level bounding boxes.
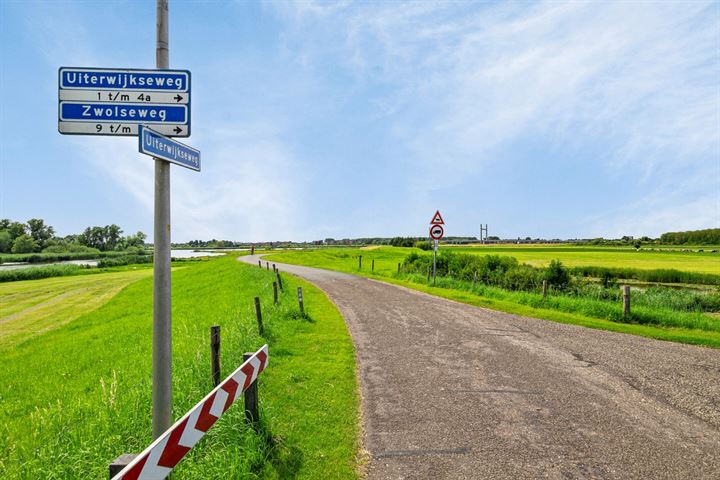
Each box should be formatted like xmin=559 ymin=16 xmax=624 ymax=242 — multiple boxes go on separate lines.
xmin=430 ymin=224 xmax=444 ymax=240
xmin=430 ymin=210 xmax=444 ymax=225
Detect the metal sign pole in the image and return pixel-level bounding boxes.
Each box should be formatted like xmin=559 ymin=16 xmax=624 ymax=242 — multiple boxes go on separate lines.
xmin=152 ymin=0 xmax=172 ymax=440
xmin=432 ymin=240 xmax=438 ymax=286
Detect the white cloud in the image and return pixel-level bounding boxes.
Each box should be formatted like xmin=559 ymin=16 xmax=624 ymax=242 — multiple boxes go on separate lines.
xmin=269 ymin=0 xmax=719 ymax=235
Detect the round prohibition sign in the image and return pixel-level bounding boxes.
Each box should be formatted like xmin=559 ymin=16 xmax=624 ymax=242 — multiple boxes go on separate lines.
xmin=429 ymin=224 xmax=444 ymax=240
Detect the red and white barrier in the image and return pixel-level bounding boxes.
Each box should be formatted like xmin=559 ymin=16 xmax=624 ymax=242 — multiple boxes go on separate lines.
xmin=111 ymin=344 xmax=269 ymax=480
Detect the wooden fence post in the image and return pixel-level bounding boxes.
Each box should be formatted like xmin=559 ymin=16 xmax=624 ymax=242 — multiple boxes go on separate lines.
xmin=542 ymin=280 xmax=548 ymax=298
xmin=273 ymin=264 xmax=276 ymax=272
xmin=427 ymin=267 xmax=430 ymax=282
xmin=266 ymin=261 xmax=269 ymax=270
xmin=109 ymin=454 xmax=138 ymax=479
xmin=623 ymin=285 xmax=631 ymax=316
xmin=397 ymin=262 xmax=401 ymax=274
xmin=273 ymin=282 xmax=278 ymax=305
xmin=251 ymin=246 xmax=255 ymax=255
xmin=276 ymin=271 xmax=283 ymax=292
xmin=297 ymin=287 xmax=304 ymax=315
xmin=371 ymin=259 xmax=375 ymax=272
xmin=243 ymin=353 xmax=259 ymax=424
xmin=358 ymin=255 xmax=362 ymax=269
xmin=254 ymin=297 xmax=264 ymax=336
xmin=210 ymin=326 xmax=221 ymax=387
xmin=258 ymin=259 xmax=261 ymax=268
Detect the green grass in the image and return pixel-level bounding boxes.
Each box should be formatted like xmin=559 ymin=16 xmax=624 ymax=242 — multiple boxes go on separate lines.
xmin=264 ymin=248 xmax=720 ymax=349
xmin=447 ymin=245 xmax=720 ymax=274
xmin=0 ymin=254 xmax=360 ymax=479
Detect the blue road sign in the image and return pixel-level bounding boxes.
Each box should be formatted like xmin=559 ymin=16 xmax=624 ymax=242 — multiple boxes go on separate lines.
xmin=139 ymin=125 xmax=200 ymax=172
xmin=59 ymin=68 xmax=189 ymax=91
xmin=58 ymin=67 xmax=191 ymax=137
xmin=61 ymin=103 xmax=188 ymax=123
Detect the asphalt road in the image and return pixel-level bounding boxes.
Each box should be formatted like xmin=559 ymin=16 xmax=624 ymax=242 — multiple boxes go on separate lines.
xmin=240 ymin=255 xmax=720 ymax=479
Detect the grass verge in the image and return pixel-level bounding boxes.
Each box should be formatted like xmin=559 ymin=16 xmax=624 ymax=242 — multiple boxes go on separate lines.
xmin=0 ymin=254 xmax=359 ymax=479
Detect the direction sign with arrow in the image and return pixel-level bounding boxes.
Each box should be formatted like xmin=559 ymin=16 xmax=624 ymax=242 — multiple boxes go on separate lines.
xmin=58 ymin=67 xmax=191 ymax=137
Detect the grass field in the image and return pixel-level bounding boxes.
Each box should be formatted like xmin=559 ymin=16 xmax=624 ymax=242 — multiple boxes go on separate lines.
xmin=447 ymin=245 xmax=720 ymax=274
xmin=264 ymin=247 xmax=720 ymax=349
xmin=0 ymin=254 xmax=360 ymax=479
xmin=0 ymin=268 xmax=153 ymax=349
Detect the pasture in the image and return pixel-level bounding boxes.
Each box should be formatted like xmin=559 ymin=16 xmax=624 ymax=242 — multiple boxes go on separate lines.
xmin=447 ymin=245 xmax=720 ymax=274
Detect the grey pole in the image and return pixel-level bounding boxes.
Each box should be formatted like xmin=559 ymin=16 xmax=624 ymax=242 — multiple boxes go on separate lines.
xmin=152 ymin=0 xmax=172 ymax=440
xmin=432 ymin=240 xmax=437 ymax=286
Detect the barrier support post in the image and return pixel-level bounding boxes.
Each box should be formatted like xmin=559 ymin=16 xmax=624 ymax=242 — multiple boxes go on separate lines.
xmin=254 ymin=297 xmax=264 ymax=336
xmin=243 ymin=353 xmax=259 ymax=425
xmin=109 ymin=454 xmax=138 ymax=479
xmin=210 ymin=326 xmax=221 ymax=387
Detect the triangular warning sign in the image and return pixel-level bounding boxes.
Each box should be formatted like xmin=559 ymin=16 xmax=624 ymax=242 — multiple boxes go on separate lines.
xmin=430 ymin=210 xmax=444 ymax=225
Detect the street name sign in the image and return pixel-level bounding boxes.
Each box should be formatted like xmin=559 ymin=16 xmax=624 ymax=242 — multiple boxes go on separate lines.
xmin=58 ymin=67 xmax=191 ymax=137
xmin=139 ymin=125 xmax=200 ymax=171
xmin=430 ymin=210 xmax=445 ymax=225
xmin=430 ymin=224 xmax=444 ymax=240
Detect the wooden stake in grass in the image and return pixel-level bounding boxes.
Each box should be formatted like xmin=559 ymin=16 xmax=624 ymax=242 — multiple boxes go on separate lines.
xmin=254 ymin=297 xmax=264 ymax=336
xmin=397 ymin=262 xmax=401 ymax=274
xmin=243 ymin=352 xmax=259 ymax=425
xmin=623 ymin=285 xmax=631 ymax=317
xmin=358 ymin=255 xmax=362 ymax=270
xmin=273 ymin=263 xmax=277 ymax=272
xmin=210 ymin=326 xmax=221 ymax=387
xmin=266 ymin=262 xmax=269 ymax=271
xmin=273 ymin=281 xmax=278 ymax=305
xmin=109 ymin=454 xmax=138 ymax=479
xmin=258 ymin=259 xmax=261 ymax=268
xmin=297 ymin=287 xmax=304 ymax=315
xmin=276 ymin=271 xmax=284 ymax=292
xmin=251 ymin=246 xmax=255 ymax=255
xmin=372 ymin=259 xmax=375 ymax=272
xmin=542 ymin=280 xmax=548 ymax=298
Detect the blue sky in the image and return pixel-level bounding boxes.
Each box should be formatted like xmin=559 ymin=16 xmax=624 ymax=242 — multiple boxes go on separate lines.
xmin=1 ymin=0 xmax=718 ymax=242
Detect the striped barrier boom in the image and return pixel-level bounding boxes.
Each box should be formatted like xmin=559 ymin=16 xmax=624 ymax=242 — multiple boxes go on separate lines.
xmin=111 ymin=344 xmax=269 ymax=480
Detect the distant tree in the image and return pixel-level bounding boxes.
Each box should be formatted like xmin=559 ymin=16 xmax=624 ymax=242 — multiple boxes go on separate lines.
xmin=0 ymin=230 xmax=11 ymax=253
xmin=6 ymin=221 xmax=27 ymax=241
xmin=27 ymin=218 xmax=55 ymax=248
xmin=125 ymin=231 xmax=147 ymax=248
xmin=11 ymin=234 xmax=37 ymax=253
xmin=104 ymin=224 xmax=123 ymax=250
xmin=633 ymin=240 xmax=641 ymax=250
xmin=79 ymin=226 xmax=107 ymax=250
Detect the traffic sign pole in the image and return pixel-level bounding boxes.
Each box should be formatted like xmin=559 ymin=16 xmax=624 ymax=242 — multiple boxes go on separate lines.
xmin=152 ymin=0 xmax=172 ymax=441
xmin=432 ymin=240 xmax=437 ymax=286
xmin=429 ymin=212 xmax=445 ymax=286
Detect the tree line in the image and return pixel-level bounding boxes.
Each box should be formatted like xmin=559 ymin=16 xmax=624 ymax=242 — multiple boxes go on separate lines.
xmin=659 ymin=229 xmax=720 ymax=245
xmin=0 ymin=218 xmax=146 ymax=254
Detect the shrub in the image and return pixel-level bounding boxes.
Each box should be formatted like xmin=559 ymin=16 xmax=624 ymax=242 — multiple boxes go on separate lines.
xmin=544 ymin=259 xmax=570 ymax=289
xmin=414 ymin=241 xmax=433 ymax=251
xmin=11 ymin=234 xmax=37 ymax=253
